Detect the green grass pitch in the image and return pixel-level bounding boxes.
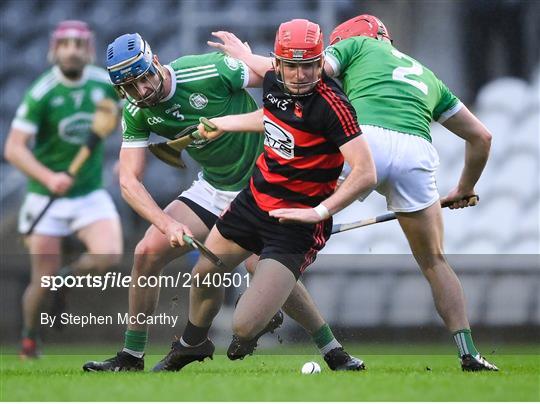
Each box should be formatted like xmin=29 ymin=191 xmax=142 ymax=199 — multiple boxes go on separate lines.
xmin=1 ymin=345 xmax=539 ymax=401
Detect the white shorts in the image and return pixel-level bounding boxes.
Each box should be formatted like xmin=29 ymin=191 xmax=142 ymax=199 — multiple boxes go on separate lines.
xmin=342 ymin=125 xmax=440 ymax=213
xmin=18 ymin=189 xmax=119 ymax=236
xmin=179 ymin=173 xmax=240 ymax=217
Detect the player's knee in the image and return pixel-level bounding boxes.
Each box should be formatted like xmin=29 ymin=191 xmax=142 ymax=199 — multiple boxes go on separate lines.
xmin=133 ymin=239 xmax=164 ymax=275
xmin=232 ymin=314 xmax=263 ymax=340
xmin=416 ymin=253 xmax=448 ymax=273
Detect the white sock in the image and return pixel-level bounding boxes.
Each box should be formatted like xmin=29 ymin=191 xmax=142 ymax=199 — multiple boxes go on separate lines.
xmin=122 ymin=347 xmax=144 ymax=358
xmin=180 ymin=336 xmax=206 ymax=348
xmin=320 ymin=339 xmax=341 ymax=356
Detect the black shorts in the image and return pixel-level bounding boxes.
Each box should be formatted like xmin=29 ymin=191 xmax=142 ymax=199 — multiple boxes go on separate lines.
xmin=177 ymin=196 xmax=218 ymax=230
xmin=215 ymin=188 xmax=332 ymax=279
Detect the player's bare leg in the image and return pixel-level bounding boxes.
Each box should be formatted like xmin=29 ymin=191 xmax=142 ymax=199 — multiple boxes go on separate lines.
xmin=188 ymin=227 xmax=250 ymax=328
xmin=73 ymin=217 xmax=124 ymax=276
xmin=397 ymin=201 xmax=498 ymax=371
xmin=396 ymin=202 xmax=468 ymax=331
xmin=20 ymin=234 xmax=62 ymax=358
xmin=49 ymin=218 xmax=124 ymax=325
xmin=244 ymin=255 xmax=324 ymax=333
xmin=151 ymin=226 xmax=250 ymax=372
xmin=128 ymin=201 xmax=210 ymax=332
xmin=243 ymin=256 xmax=363 ymax=370
xmin=234 ymin=259 xmax=296 ymax=339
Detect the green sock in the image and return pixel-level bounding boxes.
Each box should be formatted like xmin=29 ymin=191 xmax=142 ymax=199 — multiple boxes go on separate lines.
xmin=453 ymin=329 xmax=479 ymax=357
xmin=312 ymin=323 xmax=341 ymax=355
xmin=124 ymin=330 xmax=148 ymax=355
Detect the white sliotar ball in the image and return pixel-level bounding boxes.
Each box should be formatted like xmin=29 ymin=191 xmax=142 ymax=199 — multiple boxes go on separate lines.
xmin=301 ymin=361 xmax=321 ymax=374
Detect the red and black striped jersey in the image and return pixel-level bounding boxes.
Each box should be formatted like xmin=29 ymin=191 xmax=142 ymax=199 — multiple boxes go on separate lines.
xmin=250 ymin=70 xmax=361 ymax=212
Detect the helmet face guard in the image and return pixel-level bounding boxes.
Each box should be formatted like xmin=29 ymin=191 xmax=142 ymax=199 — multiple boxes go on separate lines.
xmin=106 ymin=33 xmax=165 ymax=108
xmin=113 ymin=67 xmax=165 ymax=108
xmin=272 ymin=54 xmax=323 ymax=97
xmin=273 ymin=19 xmax=324 ymax=97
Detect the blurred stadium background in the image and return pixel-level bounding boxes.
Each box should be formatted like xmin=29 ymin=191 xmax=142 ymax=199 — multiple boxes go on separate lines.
xmin=1 ymin=0 xmax=539 ymax=349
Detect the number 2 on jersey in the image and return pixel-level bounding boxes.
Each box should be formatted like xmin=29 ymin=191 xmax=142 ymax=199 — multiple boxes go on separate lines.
xmin=391 ymin=49 xmax=428 ymax=95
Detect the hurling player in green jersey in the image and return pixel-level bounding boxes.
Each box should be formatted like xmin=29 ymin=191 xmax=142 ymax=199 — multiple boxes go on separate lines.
xmin=4 ymin=21 xmax=123 ymax=359
xmin=325 ymin=15 xmax=496 ymax=372
xmin=83 ymin=33 xmax=359 ymax=372
xmin=205 ymin=15 xmax=496 ymax=371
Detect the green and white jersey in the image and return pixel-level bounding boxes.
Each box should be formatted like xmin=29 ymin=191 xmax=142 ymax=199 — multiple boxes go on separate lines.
xmin=122 ymin=52 xmax=263 ymax=192
xmin=325 ymin=37 xmax=463 ymax=142
xmin=11 ymin=65 xmax=118 ymax=197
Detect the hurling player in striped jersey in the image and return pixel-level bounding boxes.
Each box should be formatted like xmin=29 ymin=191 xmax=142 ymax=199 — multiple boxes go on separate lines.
xmin=149 ymin=19 xmax=375 ymax=373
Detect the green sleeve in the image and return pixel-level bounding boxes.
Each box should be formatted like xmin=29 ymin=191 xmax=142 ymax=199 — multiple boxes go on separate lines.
xmin=215 ymin=53 xmax=249 ymax=91
xmin=324 ymin=38 xmax=360 ymax=77
xmin=121 ymin=103 xmax=150 ymax=147
xmin=433 ymin=79 xmax=462 ymax=122
xmin=11 ymin=89 xmax=45 ymax=135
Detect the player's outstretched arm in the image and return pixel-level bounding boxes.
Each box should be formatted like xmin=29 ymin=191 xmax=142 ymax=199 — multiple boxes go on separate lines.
xmin=4 ymin=128 xmax=73 ymax=195
xmin=119 ymin=147 xmax=193 ymax=246
xmin=440 ymin=105 xmax=492 ymax=209
xmin=197 ymin=109 xmax=265 ymax=140
xmin=270 ymin=136 xmax=376 ymax=224
xmin=208 ymin=31 xmax=273 ymax=81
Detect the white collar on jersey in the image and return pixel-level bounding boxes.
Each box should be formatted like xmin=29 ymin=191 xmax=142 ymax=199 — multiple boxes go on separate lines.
xmin=160 ymin=65 xmax=177 ymax=103
xmin=52 ymin=65 xmax=89 ymax=87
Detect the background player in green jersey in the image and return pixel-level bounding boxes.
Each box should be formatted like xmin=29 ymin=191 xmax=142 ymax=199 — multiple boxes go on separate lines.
xmin=208 ymin=15 xmax=496 ymax=371
xmin=83 ymin=33 xmax=361 ymax=372
xmin=4 ymin=21 xmax=123 ymax=358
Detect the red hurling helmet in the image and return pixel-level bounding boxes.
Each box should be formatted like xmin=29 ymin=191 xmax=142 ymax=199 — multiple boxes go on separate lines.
xmin=330 ymin=14 xmax=392 ymax=45
xmin=273 ymin=18 xmax=324 ymax=62
xmin=272 ymin=19 xmax=324 ymax=96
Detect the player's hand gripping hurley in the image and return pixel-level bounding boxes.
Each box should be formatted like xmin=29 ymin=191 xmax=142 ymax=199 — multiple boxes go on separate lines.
xmin=25 ymin=98 xmax=119 ymax=236
xmin=148 ymin=118 xmax=217 ymax=168
xmin=331 ymin=195 xmax=479 ymax=234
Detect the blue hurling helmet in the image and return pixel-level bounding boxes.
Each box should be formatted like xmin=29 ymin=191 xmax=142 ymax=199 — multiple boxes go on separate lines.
xmin=106 ymin=33 xmax=164 ymax=107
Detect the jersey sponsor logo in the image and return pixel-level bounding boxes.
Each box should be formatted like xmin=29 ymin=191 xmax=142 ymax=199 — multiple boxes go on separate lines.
xmin=51 ymin=96 xmax=65 ymax=107
xmin=121 ymin=117 xmax=127 ymax=134
xmin=58 ymin=112 xmax=93 ymax=145
xmin=266 ymin=93 xmax=292 ymax=111
xmin=147 ymin=116 xmax=165 ymax=125
xmin=189 ymin=93 xmax=208 ymax=110
xmin=224 ymin=56 xmax=239 ymax=71
xmin=165 ymin=103 xmax=181 ymax=114
xmin=263 ymin=117 xmax=295 ymax=160
xmin=165 ymin=104 xmax=185 ymax=120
